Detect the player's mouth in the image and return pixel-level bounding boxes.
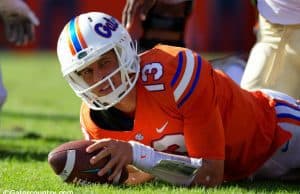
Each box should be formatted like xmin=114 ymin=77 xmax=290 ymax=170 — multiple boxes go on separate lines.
xmin=95 ymin=84 xmax=112 ymax=96
xmin=101 ymin=84 xmax=110 ymax=91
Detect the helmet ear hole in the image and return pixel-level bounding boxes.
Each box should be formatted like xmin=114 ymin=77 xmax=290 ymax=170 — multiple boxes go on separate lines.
xmin=57 ymin=12 xmax=140 ymax=110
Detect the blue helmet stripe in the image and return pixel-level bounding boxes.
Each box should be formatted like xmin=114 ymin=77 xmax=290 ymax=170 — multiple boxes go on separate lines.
xmin=69 ymin=18 xmax=82 ymax=53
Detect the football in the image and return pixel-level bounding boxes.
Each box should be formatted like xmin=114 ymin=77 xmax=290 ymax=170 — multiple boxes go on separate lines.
xmin=48 ymin=140 xmax=128 ymax=185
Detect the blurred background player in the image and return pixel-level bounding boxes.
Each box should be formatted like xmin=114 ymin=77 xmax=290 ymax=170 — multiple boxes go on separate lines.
xmin=0 ymin=0 xmax=39 ymax=110
xmin=123 ymin=0 xmax=193 ymax=52
xmin=241 ymin=0 xmax=300 ymax=99
xmin=122 ymin=0 xmax=247 ymax=85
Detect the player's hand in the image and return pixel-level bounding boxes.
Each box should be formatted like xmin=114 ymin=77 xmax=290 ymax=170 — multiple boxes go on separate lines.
xmin=0 ymin=0 xmax=39 ymax=46
xmin=125 ymin=165 xmax=155 ymax=185
xmin=122 ymin=0 xmax=156 ymax=28
xmin=191 ymin=159 xmax=224 ymax=187
xmin=86 ymin=138 xmax=133 ymax=182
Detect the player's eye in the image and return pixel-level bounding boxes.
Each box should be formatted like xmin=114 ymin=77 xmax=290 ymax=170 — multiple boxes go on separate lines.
xmin=97 ymin=60 xmax=111 ymax=69
xmin=77 ymin=68 xmax=93 ymax=78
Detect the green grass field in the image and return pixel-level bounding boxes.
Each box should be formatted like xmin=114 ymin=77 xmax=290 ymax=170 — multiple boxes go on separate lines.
xmin=0 ymin=52 xmax=299 ymax=194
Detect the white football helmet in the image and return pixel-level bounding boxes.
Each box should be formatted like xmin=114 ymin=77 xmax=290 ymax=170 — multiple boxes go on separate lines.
xmin=57 ymin=12 xmax=140 ymax=110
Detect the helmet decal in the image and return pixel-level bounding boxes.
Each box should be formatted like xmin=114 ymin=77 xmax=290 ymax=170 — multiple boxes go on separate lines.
xmin=68 ymin=17 xmax=88 ymax=55
xmin=94 ymin=17 xmax=118 ymax=38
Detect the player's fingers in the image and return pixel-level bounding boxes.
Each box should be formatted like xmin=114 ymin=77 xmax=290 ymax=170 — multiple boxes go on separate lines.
xmin=5 ymin=20 xmax=17 ymax=43
xmin=86 ymin=138 xmax=110 ymax=153
xmin=122 ymin=1 xmax=130 ymax=26
xmin=90 ymin=146 xmax=111 ymax=164
xmin=16 ymin=22 xmax=25 ymax=46
xmin=4 ymin=22 xmax=13 ymax=42
xmin=19 ymin=28 xmax=29 ymax=46
xmin=11 ymin=23 xmax=21 ymax=44
xmin=140 ymin=0 xmax=156 ymax=21
xmin=22 ymin=20 xmax=35 ymax=45
xmin=108 ymin=157 xmax=125 ymax=181
xmin=24 ymin=21 xmax=34 ymax=43
xmin=123 ymin=0 xmax=142 ymax=28
xmin=98 ymin=155 xmax=119 ymax=177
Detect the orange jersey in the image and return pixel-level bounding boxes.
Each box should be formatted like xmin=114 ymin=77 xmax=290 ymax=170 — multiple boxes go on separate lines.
xmin=80 ymin=44 xmax=291 ymax=181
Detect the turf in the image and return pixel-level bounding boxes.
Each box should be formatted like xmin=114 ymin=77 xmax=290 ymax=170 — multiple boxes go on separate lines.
xmin=0 ymin=52 xmax=299 ymax=194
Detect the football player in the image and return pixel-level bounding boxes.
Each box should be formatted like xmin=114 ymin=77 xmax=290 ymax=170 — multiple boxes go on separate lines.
xmin=56 ymin=12 xmax=300 ymax=187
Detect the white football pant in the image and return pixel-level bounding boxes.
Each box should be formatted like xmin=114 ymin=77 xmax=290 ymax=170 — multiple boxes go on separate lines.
xmin=251 ymin=89 xmax=300 ymax=180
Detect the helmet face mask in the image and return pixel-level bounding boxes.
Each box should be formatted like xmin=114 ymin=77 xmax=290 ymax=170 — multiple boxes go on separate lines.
xmin=57 ymin=12 xmax=140 ymax=110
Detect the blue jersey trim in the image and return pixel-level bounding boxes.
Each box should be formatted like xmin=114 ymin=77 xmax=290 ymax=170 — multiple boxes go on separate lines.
xmin=277 ymin=113 xmax=300 ymax=121
xmin=178 ymin=54 xmax=202 ymax=108
xmin=171 ymin=51 xmax=184 ymax=87
xmin=275 ymin=101 xmax=300 ymax=111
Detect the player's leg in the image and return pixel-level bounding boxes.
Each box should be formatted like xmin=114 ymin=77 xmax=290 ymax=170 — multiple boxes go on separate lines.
xmin=241 ymin=15 xmax=300 ymax=99
xmin=251 ymin=89 xmax=300 ymax=180
xmin=270 ymin=23 xmax=300 ymax=99
xmin=241 ymin=15 xmax=279 ymax=91
xmin=0 ymin=66 xmax=7 ymax=109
